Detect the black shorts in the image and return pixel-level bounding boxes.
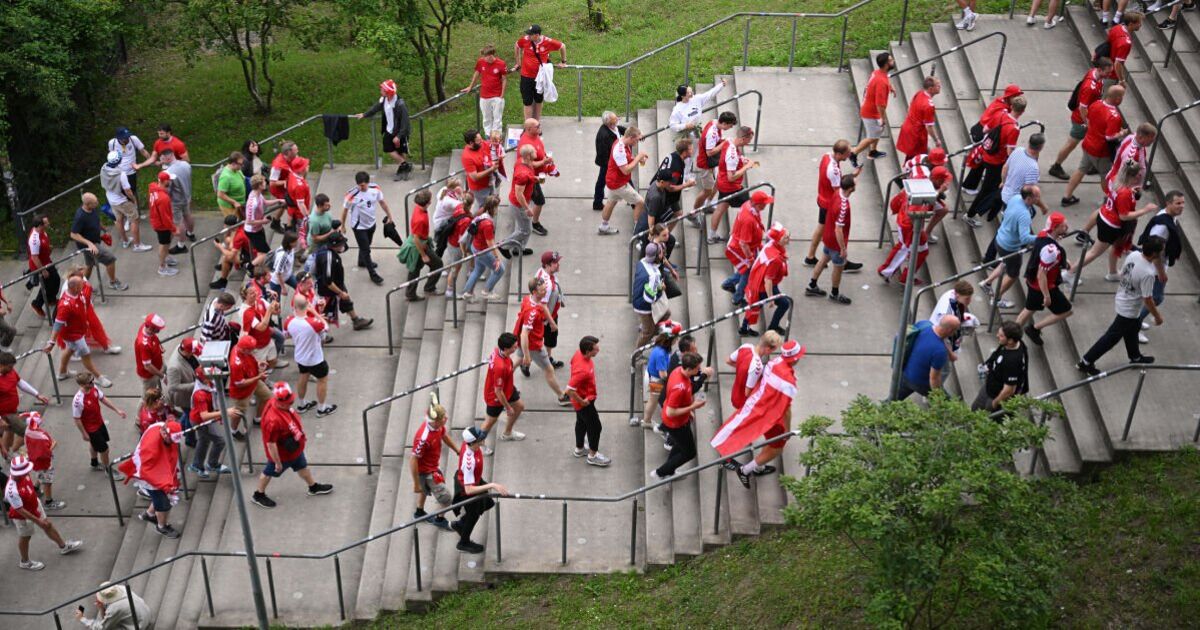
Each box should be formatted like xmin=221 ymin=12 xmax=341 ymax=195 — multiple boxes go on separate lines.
xmin=485 ymin=388 xmax=521 ymax=418
xmin=247 ymin=230 xmax=270 ymax=254
xmin=155 ymin=229 xmax=173 ymax=245
xmin=320 ymin=294 xmax=355 ymax=317
xmin=298 ymin=360 xmax=329 ymax=379
xmin=519 ymin=76 xmax=542 ymax=106
xmin=532 ymin=183 xmax=546 ymax=206
xmin=543 ymin=318 xmax=558 ymax=349
xmin=1024 ymin=285 xmax=1072 ymax=314
xmin=817 ymin=206 xmax=827 ymax=225
xmin=383 ymin=132 xmax=409 ymax=156
xmin=1096 ymin=219 xmax=1134 ymax=246
xmin=993 ymin=244 xmax=1023 ymax=279
xmin=88 ymin=424 xmax=111 ymax=453
xmin=720 ymin=187 xmax=749 ymax=208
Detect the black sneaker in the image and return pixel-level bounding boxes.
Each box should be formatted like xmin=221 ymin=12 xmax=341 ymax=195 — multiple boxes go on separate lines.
xmin=370 ymin=273 xmax=385 ymax=285
xmin=849 ymin=152 xmax=860 ymax=168
xmin=90 ymin=461 xmax=102 ymax=471
xmin=1158 ymin=17 xmax=1177 ymax=28
xmin=251 ymin=491 xmax=276 ymax=509
xmin=721 ymin=459 xmax=742 ymax=472
xmin=550 ymin=358 xmax=564 ymax=369
xmin=456 ymin=540 xmax=485 ymax=554
xmin=307 ymin=482 xmax=334 ymax=496
xmin=186 ymin=231 xmax=196 ymax=242
xmin=805 ymin=285 xmax=827 ymax=297
xmin=752 ymin=465 xmax=777 ymax=477
xmin=803 ymin=257 xmax=818 ymax=267
xmin=1061 ymin=196 xmax=1080 ymax=207
xmin=1024 ymin=324 xmax=1043 ymax=346
xmin=209 ymin=278 xmax=228 ymax=290
xmin=829 ymin=292 xmax=852 ymax=305
xmin=232 ymin=430 xmax=247 ymax=441
xmin=156 ymin=524 xmax=181 ymax=539
xmin=430 ymin=515 xmax=453 ymax=531
xmin=168 ymin=245 xmax=188 ymax=255
xmin=1048 ymin=163 xmax=1070 ymax=180
xmin=1076 ymin=360 xmax=1100 ymax=377
xmin=499 ymin=247 xmax=512 ymax=260
xmin=868 ymin=150 xmax=887 ymax=160
xmin=1131 ymin=355 xmax=1156 ymax=364
xmin=734 ymin=467 xmax=751 ymax=489
xmin=843 ymin=261 xmax=863 ymax=273
xmin=296 ymin=400 xmax=317 ymax=414
xmin=738 ymin=327 xmax=760 ymax=337
xmin=352 ymin=317 xmax=374 ymax=331
xmin=531 ymin=222 xmax=548 ymax=236
xmin=137 ymin=512 xmax=155 ymax=524
xmin=520 ymin=364 xmax=531 ymax=378
xmin=521 ymin=248 xmax=534 ymax=256
xmin=269 ymin=218 xmax=284 ymax=233
xmin=316 ymin=404 xmax=338 ymax=417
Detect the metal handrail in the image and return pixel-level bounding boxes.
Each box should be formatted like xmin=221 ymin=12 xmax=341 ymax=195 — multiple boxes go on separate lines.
xmin=950 ymin=120 xmax=1045 ymax=219
xmin=402 ymin=145 xmax=518 ymax=235
xmin=641 ymin=90 xmax=764 ymax=153
xmin=359 ymin=360 xmax=487 ymax=475
xmin=403 ymin=66 xmax=516 ymax=170
xmin=562 ymin=2 xmax=912 ymax=121
xmin=0 ymin=427 xmax=799 ymax=623
xmin=384 ymin=243 xmax=505 ymax=355
xmin=906 ymin=241 xmax=1035 ymax=328
xmin=627 ymin=182 xmax=777 ymax=300
xmin=1145 ymin=98 xmax=1200 ymax=188
xmin=889 ymin=31 xmax=1008 ymax=98
xmin=0 ymin=249 xmax=88 ymax=325
xmin=189 ymin=220 xmax=246 ymax=303
xmin=628 ymin=295 xmax=791 ymax=421
xmin=14 ymin=341 xmax=61 ymax=403
xmin=162 ymin=323 xmax=201 ymax=344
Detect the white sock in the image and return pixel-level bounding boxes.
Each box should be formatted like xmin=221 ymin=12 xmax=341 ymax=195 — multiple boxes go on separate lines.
xmin=298 ymin=398 xmax=311 ymax=406
xmin=600 ymin=221 xmax=609 ymax=228
xmin=964 ymin=7 xmax=975 ymax=18
xmin=1114 ymin=11 xmax=1123 ymax=22
xmin=740 ymin=461 xmax=760 ymax=475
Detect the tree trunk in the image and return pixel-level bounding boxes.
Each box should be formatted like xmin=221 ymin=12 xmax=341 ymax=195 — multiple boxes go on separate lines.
xmin=259 ymin=18 xmax=276 ymax=113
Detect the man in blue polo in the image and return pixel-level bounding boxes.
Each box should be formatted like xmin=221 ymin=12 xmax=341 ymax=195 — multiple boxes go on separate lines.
xmin=896 ymin=314 xmax=960 ymax=401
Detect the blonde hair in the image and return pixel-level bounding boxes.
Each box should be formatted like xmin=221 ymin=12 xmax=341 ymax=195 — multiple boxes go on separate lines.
xmin=250 ymin=173 xmax=267 ymax=191
xmin=428 ymin=404 xmax=446 ymax=421
xmin=761 ymin=330 xmax=783 ymax=350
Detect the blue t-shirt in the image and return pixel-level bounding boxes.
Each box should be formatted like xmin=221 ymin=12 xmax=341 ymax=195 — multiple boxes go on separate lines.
xmin=71 ymin=206 xmax=103 ymax=247
xmin=903 ymin=326 xmax=947 ymax=388
xmin=647 ymin=346 xmax=671 ymax=381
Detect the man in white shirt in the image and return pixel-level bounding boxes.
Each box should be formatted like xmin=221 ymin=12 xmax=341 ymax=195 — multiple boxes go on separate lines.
xmin=1076 ymin=237 xmax=1164 ymax=375
xmin=107 ymin=127 xmax=151 ymax=201
xmin=100 ymin=151 xmax=151 ymax=252
xmin=340 ymin=171 xmax=394 ymax=284
xmin=669 ymin=78 xmax=726 ymax=139
xmin=286 ymin=295 xmax=336 ymax=416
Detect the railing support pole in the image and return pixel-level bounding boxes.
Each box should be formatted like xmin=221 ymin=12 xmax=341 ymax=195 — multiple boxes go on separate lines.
xmin=93 ymin=266 xmax=106 ymax=304
xmin=386 ymin=292 xmax=395 ymax=356
xmin=266 ymin=558 xmax=278 ymax=618
xmin=991 ymin=38 xmax=1006 ymax=97
xmin=47 ymin=351 xmax=61 ymax=403
xmin=839 ymin=16 xmax=849 ymax=71
xmin=414 ymin=527 xmax=423 ymax=592
xmin=1069 ymin=238 xmax=1088 ymax=303
xmin=124 ymin=582 xmax=140 ymax=630
xmin=189 ymin=243 xmax=203 ymax=303
xmin=452 ymin=278 xmax=459 ymax=329
xmin=788 ymin=18 xmax=798 ymax=72
xmin=362 ymin=408 xmax=374 ymax=475
xmin=106 ymin=465 xmax=124 ymax=526
xmin=889 ymin=213 xmax=927 ymax=400
xmin=625 ymin=67 xmax=633 ymax=123
xmin=753 ymin=94 xmax=762 ymax=152
xmin=517 ymin=251 xmax=525 ymax=303
xmin=371 ymin=120 xmax=380 ymax=170
xmin=1165 ymin=18 xmax=1180 ymax=69
xmin=952 ymin=154 xmax=968 ymax=219
xmin=629 ymin=498 xmax=638 ymax=566
xmin=713 ymin=465 xmax=724 ymax=536
xmin=684 ymin=40 xmax=692 ymax=86
xmin=334 ymin=555 xmax=346 ymax=620
xmin=1120 ymin=370 xmax=1148 ymax=441
xmin=576 ymin=70 xmax=584 ymax=122
xmin=201 ymin=557 xmax=216 ymax=617
xmin=561 ymin=500 xmax=568 ymax=565
xmin=475 ymin=92 xmax=483 ymax=133
xmin=494 ymin=499 xmax=503 ymax=563
xmin=987 ymin=269 xmax=1004 ymax=333
xmin=742 ymin=18 xmax=751 ymax=70
xmin=53 ymin=610 xmax=62 ymax=630
xmin=899 ymin=0 xmax=911 ymax=43
xmin=326 ymin=136 xmax=335 ymax=170
xmin=419 ymin=119 xmax=426 ymax=171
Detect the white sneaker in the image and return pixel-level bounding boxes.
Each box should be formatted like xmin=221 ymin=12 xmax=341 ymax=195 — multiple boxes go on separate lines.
xmin=955 ymin=16 xmax=969 ymax=29
xmin=158 ymin=267 xmax=179 ymax=276
xmin=444 ymin=289 xmax=455 ymax=299
xmin=18 ymin=560 xmax=45 ymax=571
xmin=59 ymin=540 xmax=83 ymax=555
xmin=1061 ymin=271 xmax=1076 ymax=287
xmin=1104 ymin=273 xmax=1120 ymax=282
xmin=597 ymin=224 xmax=620 ymax=235
xmin=966 ymin=13 xmax=977 ymax=30
xmin=1045 ymin=15 xmax=1062 ymax=29
xmin=57 ymin=370 xmax=77 ymax=381
xmin=460 ymin=292 xmax=475 ymax=302
xmin=927 ymin=233 xmax=939 ymax=244
xmin=121 ymin=239 xmax=132 ymax=249
xmin=480 ymin=291 xmax=503 ymax=302
xmin=499 ymin=431 xmax=526 ymax=441
xmin=587 ymin=453 xmax=612 ymax=467
xmin=165 ymin=256 xmax=179 ymax=266
xmin=104 ymin=345 xmax=122 ymax=355
xmin=628 ymin=416 xmax=641 ymax=427
xmin=132 ymin=243 xmax=153 ymax=252
xmin=1026 ymin=15 xmax=1036 ymax=24
xmin=1138 ymin=333 xmax=1150 ymax=344
xmin=573 ymin=447 xmax=586 ymax=458
xmin=95 ymin=375 xmax=113 ymax=388
xmin=1141 ymin=321 xmax=1151 ymax=331
xmin=996 ymin=299 xmax=1015 ymax=309
xmin=481 ymin=444 xmax=494 ymax=456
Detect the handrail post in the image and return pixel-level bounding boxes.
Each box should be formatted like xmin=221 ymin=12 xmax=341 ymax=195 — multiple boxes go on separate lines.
xmin=753 ymin=93 xmax=762 ymax=152
xmin=1068 ymin=235 xmax=1088 ymax=302
xmin=788 ymin=18 xmax=798 ymax=72
xmin=899 ymin=0 xmax=910 ymax=43
xmin=625 ymin=67 xmax=633 ymax=122
xmin=452 ymin=269 xmax=460 ymax=328
xmin=1120 ymin=369 xmax=1148 ymax=441
xmin=386 ymin=291 xmax=395 ymax=356
xmin=986 ymin=270 xmax=1004 ymax=333
xmin=991 ymin=34 xmax=1006 ymax=97
xmin=92 ymin=265 xmax=106 ymax=304
xmin=517 ymin=250 xmax=525 ymax=303
xmin=560 ymin=500 xmax=568 ymax=565
xmin=326 ymin=136 xmax=335 ymax=170
xmin=494 ymin=499 xmax=503 ymax=563
xmin=838 ymin=16 xmax=849 ymax=71
xmin=684 ymin=40 xmax=692 ymax=86
xmin=124 ymin=582 xmax=140 ymax=630
xmin=362 ymin=407 xmax=374 ymax=475
xmin=266 ymin=558 xmax=278 ymax=618
xmin=878 ymin=176 xmax=899 ymax=248
xmin=189 ymin=241 xmax=203 ymax=303
xmin=371 ymin=120 xmax=380 ymax=170
xmin=475 ymin=92 xmax=483 ymax=133
xmin=629 ymin=498 xmax=638 ymax=565
xmin=201 ymin=557 xmax=216 ymax=617
xmin=742 ymin=18 xmax=751 ymax=70
xmin=52 ymin=610 xmax=62 ymax=630
xmin=576 ymin=70 xmax=584 ymax=122
xmin=712 ymin=466 xmax=724 ymax=535
xmin=1164 ymin=17 xmax=1180 ymax=69
xmin=334 ymin=555 xmax=346 ymax=620
xmin=419 ymin=118 xmax=426 ymax=171
xmin=888 ymin=213 xmax=928 ymax=400
xmin=106 ymin=464 xmax=124 ymax=526
xmin=47 ymin=351 xmax=61 ymax=403
xmin=413 ymin=527 xmax=423 ymax=592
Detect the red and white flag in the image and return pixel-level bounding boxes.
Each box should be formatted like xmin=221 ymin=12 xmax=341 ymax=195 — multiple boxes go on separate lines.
xmin=711 ymin=343 xmax=803 ymax=456
xmin=118 ymin=421 xmax=182 ymax=493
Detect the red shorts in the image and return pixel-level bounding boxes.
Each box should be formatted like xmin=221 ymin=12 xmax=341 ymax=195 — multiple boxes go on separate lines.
xmin=763 ymin=422 xmax=791 ymax=446
xmin=287 ymin=205 xmax=305 ymax=221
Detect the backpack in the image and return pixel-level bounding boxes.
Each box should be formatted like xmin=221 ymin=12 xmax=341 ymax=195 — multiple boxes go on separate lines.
xmin=981 ymin=121 xmax=1011 ymax=156
xmin=1067 ymin=79 xmax=1084 ymax=112
xmin=969 ymin=121 xmax=985 ymax=143
xmin=896 ymin=320 xmax=933 ymax=369
xmin=1093 ymin=40 xmax=1111 ymax=62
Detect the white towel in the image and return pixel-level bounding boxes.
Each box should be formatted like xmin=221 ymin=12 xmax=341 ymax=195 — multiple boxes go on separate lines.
xmin=535 ymin=62 xmax=558 ymax=103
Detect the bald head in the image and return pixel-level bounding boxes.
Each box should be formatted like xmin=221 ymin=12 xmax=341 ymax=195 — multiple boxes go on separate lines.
xmin=935 ymin=314 xmax=961 ymax=338
xmin=293 ymin=294 xmax=308 ymax=312
xmin=67 ymin=276 xmax=84 ymax=295
xmin=523 ymin=118 xmax=539 ymax=134
xmin=1105 ymin=84 xmax=1126 ymax=104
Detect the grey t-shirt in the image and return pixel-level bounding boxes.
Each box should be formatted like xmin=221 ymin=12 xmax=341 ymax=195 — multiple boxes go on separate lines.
xmin=1114 ymin=251 xmax=1157 ymax=318
xmin=165 ymin=160 xmax=193 ymax=205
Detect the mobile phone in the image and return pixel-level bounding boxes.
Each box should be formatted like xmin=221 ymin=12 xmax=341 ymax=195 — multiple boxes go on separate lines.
xmin=78 ymin=605 xmax=85 ymax=613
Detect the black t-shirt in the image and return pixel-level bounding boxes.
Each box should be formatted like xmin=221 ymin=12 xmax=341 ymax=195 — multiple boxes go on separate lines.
xmin=71 ymin=207 xmax=103 ymax=247
xmin=984 ymin=343 xmax=1028 ymax=399
xmin=315 ymin=249 xmax=345 ymax=295
xmin=645 ymin=153 xmax=686 ymax=218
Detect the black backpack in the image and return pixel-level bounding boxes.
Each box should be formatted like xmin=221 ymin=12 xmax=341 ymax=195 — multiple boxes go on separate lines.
xmin=981 ymin=121 xmax=1012 ymax=155
xmin=1093 ymin=40 xmax=1112 ymax=63
xmin=1067 ymin=79 xmax=1084 ymax=112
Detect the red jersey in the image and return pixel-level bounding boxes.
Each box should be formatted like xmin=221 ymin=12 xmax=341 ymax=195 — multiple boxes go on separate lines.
xmin=475 ymin=57 xmax=508 ymax=98
xmin=148 ymin=182 xmax=175 ymax=232
xmin=241 ymin=301 xmax=273 ymax=350
xmin=566 ymin=350 xmax=596 ymax=411
xmin=483 ymin=347 xmax=514 ymax=407
xmin=1072 ymin=68 xmax=1105 ymax=125
xmin=153 ymin=136 xmax=188 ymax=160
xmin=744 ymin=241 xmax=789 ymax=303
xmin=981 ymin=113 xmax=1019 ymax=166
xmin=190 ymin=387 xmax=215 ymax=424
xmin=137 ymin=405 xmax=171 ymax=435
xmin=456 ymin=442 xmax=484 ymax=486
xmin=902 ymin=155 xmax=932 ymax=179
xmin=661 ymin=366 xmax=695 ymax=429
xmin=269 ymin=153 xmax=291 ymax=199
xmin=54 ymin=290 xmax=89 ymax=342
xmin=0 ymin=370 xmax=21 ymax=415
xmin=980 ymin=97 xmax=1010 ymax=130
xmin=509 ymin=163 xmax=537 ymax=207
xmin=517 ymin=133 xmax=550 ymax=174
xmin=134 ymin=324 xmax=163 ymax=380
xmin=27 ymin=228 xmax=51 ymax=272
xmin=1104 ymin=135 xmax=1146 ymax=196
xmin=231 ymin=228 xmax=251 ymax=257
xmin=728 ymin=343 xmax=764 ymax=410
xmin=227 ymin=350 xmax=261 ymax=400
xmin=513 ymin=295 xmax=547 ymax=351
xmin=471 ymin=215 xmax=496 ymax=250
xmin=447 ymin=208 xmax=471 ymax=248
xmin=859 ymin=69 xmax=892 ymax=120
xmin=1028 ymin=236 xmax=1066 ymax=291
xmin=605 ymin=140 xmax=634 ymax=189
xmin=461 ymin=142 xmax=494 ymax=192
xmin=1106 ymin=24 xmax=1132 ymax=68
xmin=1099 ymin=187 xmax=1136 ymax=229
xmin=896 ymin=90 xmax=935 ymax=157
xmin=1082 ymin=101 xmax=1122 ymax=157
xmin=286 ymin=172 xmax=311 ymax=218
xmin=261 ymin=399 xmax=306 ymax=462
xmin=411 ymin=421 xmax=447 ymax=474
xmin=410 ymin=204 xmax=431 ymax=240
xmin=816 ymin=152 xmax=842 ymax=211
xmin=72 ymin=386 xmax=104 ymax=433
xmin=822 ymin=191 xmax=852 ymax=250
xmin=717 ymin=142 xmax=747 ymax=193
xmin=5 ymin=476 xmax=42 ymax=521
xmin=697 ymin=120 xmax=722 ymax=170
xmin=725 ymin=202 xmax=764 ymax=273
xmin=516 ymin=35 xmax=563 ymax=78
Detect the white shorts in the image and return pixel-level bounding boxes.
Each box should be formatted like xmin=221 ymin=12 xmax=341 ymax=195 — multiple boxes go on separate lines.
xmin=14 ymin=518 xmax=36 ymax=538
xmin=252 ymin=343 xmax=279 ymax=363
xmin=862 ymin=117 xmax=884 ymax=139
xmin=480 ymin=97 xmax=505 ymax=136
xmin=695 ymin=168 xmax=717 ymax=191
xmin=607 ymin=183 xmax=644 ymax=206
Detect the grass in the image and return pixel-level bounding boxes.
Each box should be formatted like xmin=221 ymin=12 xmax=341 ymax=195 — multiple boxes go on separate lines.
xmin=357 ymin=450 xmax=1200 ymax=629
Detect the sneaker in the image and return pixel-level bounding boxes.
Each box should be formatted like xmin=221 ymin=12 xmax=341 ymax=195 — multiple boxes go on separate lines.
xmin=108 ymin=280 xmax=129 ymax=291
xmin=843 ymin=261 xmax=863 ymax=273
xmin=307 ymin=482 xmax=334 ymax=496
xmin=121 ymin=238 xmax=132 ymax=249
xmin=849 ymin=152 xmax=860 ymax=168
xmin=370 ymin=274 xmax=385 ymax=285
xmin=531 ymin=222 xmax=548 ymax=236
xmin=955 ymin=16 xmax=968 ymax=29
xmin=456 ymin=540 xmax=486 ymax=554
xmin=867 ymin=150 xmax=887 ymax=160
xmin=444 ymin=289 xmax=456 ymax=299
xmin=499 ymin=431 xmax=526 ymax=441
xmin=157 ymin=267 xmax=180 ymax=276
xmin=1026 ymin=15 xmax=1036 ymax=24
xmin=352 ymin=317 xmax=374 ymax=331
xmin=804 ymin=285 xmax=827 ymax=297
xmin=479 ymin=291 xmax=503 ymax=302
xmin=166 ymin=256 xmax=178 ymax=266
xmin=59 ymin=540 xmax=83 ymax=555
xmin=110 ymin=469 xmax=125 ymax=482
xmin=752 ymin=465 xmax=777 ymax=477
xmin=734 ymin=467 xmax=751 ymax=489
xmin=829 ymin=292 xmax=852 ymax=305
xmin=706 ymin=233 xmax=726 ymax=244
xmin=803 ymin=257 xmax=818 ymax=267
xmin=19 ymin=560 xmax=45 ymax=571
xmin=1061 ymin=271 xmax=1077 ymax=287
xmin=1045 ymin=15 xmax=1062 ymax=28
xmin=481 ymin=444 xmax=494 ymax=456
xmin=168 ymin=245 xmax=188 ymax=255
xmin=1024 ymin=324 xmax=1043 ymax=346
xmin=649 ymin=469 xmax=668 ymax=481
xmin=965 ymin=13 xmax=977 ymax=30
xmin=1104 ymin=273 xmax=1120 ymax=283
xmin=1138 ymin=333 xmax=1150 ymax=344
xmin=209 ymin=278 xmax=228 ymax=290
xmin=132 ymin=243 xmax=153 ymax=252
xmin=95 ymin=375 xmax=113 ymax=388
xmin=738 ymin=327 xmax=760 ymax=337
xmin=156 ymin=524 xmax=181 ymax=539
xmin=188 ymin=464 xmax=211 ymax=479
xmin=316 ymin=404 xmax=338 ymax=417
xmin=574 ymin=447 xmax=587 ymax=457
xmin=587 ymin=453 xmax=612 ymax=467
xmin=137 ymin=511 xmax=155 ymax=524
xmin=597 ymin=224 xmax=620 ymax=235
xmin=459 ymin=291 xmax=475 ymax=302
xmin=57 ymin=370 xmax=78 ymax=381
xmin=1131 ymin=355 xmax=1156 ymax=365
xmin=232 ymin=430 xmax=248 ymax=441
xmin=628 ymin=416 xmax=641 ymax=427
xmin=104 ymin=346 xmax=122 ymax=355
xmin=551 ymin=358 xmax=565 ymax=369
xmin=978 ymin=282 xmax=993 ymax=297
xmin=1076 ymin=360 xmax=1101 ymax=377
xmin=252 ymin=491 xmax=275 ymax=509
xmin=556 ymin=394 xmax=572 ymax=407
xmin=296 ymin=400 xmax=317 ymax=413
xmin=43 ymin=499 xmax=67 ymax=511
xmin=1158 ymin=17 xmax=1177 ymax=28
xmin=996 ymin=298 xmax=1015 ymax=309
xmin=429 ymin=515 xmax=452 ymax=531
xmin=962 ymin=216 xmax=982 ymax=228
xmin=685 ymin=214 xmax=703 ymax=228
xmin=186 ymin=231 xmax=196 ymax=242
xmin=207 ymin=465 xmax=233 ymax=475
xmin=1061 ymin=196 xmax=1080 ymax=207
xmin=1048 ymin=163 xmax=1070 ymax=180
xmin=927 ymin=233 xmax=939 ymax=244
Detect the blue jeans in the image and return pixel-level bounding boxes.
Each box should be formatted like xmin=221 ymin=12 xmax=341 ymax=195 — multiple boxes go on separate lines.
xmin=269 ymin=276 xmax=298 ymax=298
xmin=741 ymin=287 xmax=792 ymax=332
xmin=463 ymin=246 xmax=505 ymax=294
xmin=1136 ymin=278 xmax=1165 ymax=324
xmin=722 ymin=271 xmax=751 ymax=305
xmin=271 ymin=328 xmax=285 ymax=355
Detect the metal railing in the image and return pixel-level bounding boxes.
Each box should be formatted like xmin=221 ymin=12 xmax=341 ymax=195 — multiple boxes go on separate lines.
xmin=14 ymin=342 xmax=61 ymax=404
xmin=384 ymin=243 xmax=506 ymax=355
xmin=0 ymin=249 xmax=88 ymax=325
xmin=102 ymin=418 xmax=221 ymax=526
xmin=950 ymin=120 xmax=1045 ymax=219
xmin=0 ymin=428 xmax=800 ymax=626
xmin=162 ymin=323 xmax=201 ymax=344
xmin=401 ymin=145 xmax=518 ymax=235
xmin=189 ymin=220 xmax=245 ymax=302
xmin=628 ymin=295 xmax=792 ymax=421
xmin=359 ymin=360 xmax=487 ymax=475
xmin=890 ymin=31 xmax=1007 ymax=98
xmin=627 ymin=182 xmax=777 ymax=299
xmin=1145 ymin=97 xmax=1200 ymax=188
xmin=641 ymin=90 xmax=764 ymax=153
xmin=563 ymin=2 xmax=912 ymax=121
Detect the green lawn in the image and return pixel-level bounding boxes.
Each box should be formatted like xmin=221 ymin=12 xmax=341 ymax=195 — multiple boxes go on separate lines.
xmin=363 ymin=450 xmax=1200 ymax=629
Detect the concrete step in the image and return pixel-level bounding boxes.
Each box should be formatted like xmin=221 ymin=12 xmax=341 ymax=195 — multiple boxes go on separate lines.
xmin=173 ymin=472 xmax=236 ymax=629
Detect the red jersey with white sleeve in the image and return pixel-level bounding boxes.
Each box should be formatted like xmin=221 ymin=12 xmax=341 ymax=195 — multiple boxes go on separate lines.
xmin=5 ymin=476 xmax=42 ymax=520
xmin=725 ymin=202 xmax=764 ymax=273
xmin=0 ymin=370 xmax=26 ymax=415
xmin=134 ymin=324 xmax=163 ymax=380
xmin=411 ymin=420 xmax=447 ymax=474
xmin=72 ymin=386 xmax=105 ymax=433
xmin=54 ymin=291 xmax=90 ymax=343
xmin=512 ymin=295 xmax=547 ymax=351
xmin=566 ymin=349 xmax=597 ymax=411
xmin=1099 ymin=187 xmax=1136 ymax=229
xmin=717 ymin=142 xmax=747 ymax=194
xmin=1106 ymin=24 xmax=1132 ymax=72
xmin=728 ymin=343 xmax=765 ymax=410
xmin=1072 ymin=68 xmax=1105 ymax=125
xmin=896 ymin=90 xmax=935 ymax=157
xmin=902 ymin=155 xmax=931 ymax=179
xmin=456 ymin=442 xmax=484 ymax=486
xmin=822 ymin=191 xmax=853 ymax=251
xmin=743 ymin=241 xmax=789 ymax=305
xmin=697 ymin=120 xmax=722 ymax=170
xmin=816 ymin=152 xmax=842 ymax=211
xmin=27 ymin=228 xmax=51 ymax=272
xmin=535 ymin=267 xmax=561 ymax=318
xmin=482 ymin=347 xmax=514 ymax=407
xmin=606 ymin=140 xmax=633 ymax=189
xmin=1103 ymin=135 xmax=1146 ymax=196
xmin=268 ymin=153 xmax=291 ymax=199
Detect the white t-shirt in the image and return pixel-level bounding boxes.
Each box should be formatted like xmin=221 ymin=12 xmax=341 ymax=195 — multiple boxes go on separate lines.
xmin=103 ymin=169 xmax=132 ymax=206
xmin=272 ymin=246 xmax=296 ymax=284
xmin=107 ymin=136 xmax=145 ymax=174
xmin=244 ymin=191 xmax=265 ymax=233
xmin=433 ymin=188 xmax=460 ymax=230
xmin=1114 ymin=251 xmax=1157 ymax=318
xmin=286 ymin=315 xmax=326 ymax=367
xmin=343 ymin=185 xmax=385 ymax=230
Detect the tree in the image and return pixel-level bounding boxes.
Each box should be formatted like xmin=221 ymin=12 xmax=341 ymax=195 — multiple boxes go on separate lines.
xmin=784 ymin=394 xmax=1077 ymax=629
xmin=165 ymin=0 xmax=311 ymax=114
xmin=341 ymin=0 xmax=526 ymax=106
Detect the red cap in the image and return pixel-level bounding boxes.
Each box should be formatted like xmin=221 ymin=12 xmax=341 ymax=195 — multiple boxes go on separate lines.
xmin=290 ymin=156 xmax=310 ymax=173
xmin=236 ymin=335 xmax=258 ymax=352
xmin=157 ymin=171 xmax=173 ymax=182
xmin=144 ymin=313 xmax=165 ymax=330
xmin=658 ymin=319 xmax=683 ymax=335
xmin=273 ymin=381 xmax=295 ymax=404
xmin=1003 ymin=84 xmax=1024 ymax=99
xmin=1045 ymin=211 xmax=1068 ymax=233
xmin=380 ymin=80 xmax=397 ymax=97
xmin=541 ymin=251 xmax=561 ymax=266
xmin=166 ymin=420 xmax=184 ymax=443
xmin=750 ymin=190 xmax=775 ymax=206
xmin=181 ymin=337 xmax=202 ymax=355
xmin=780 ymin=340 xmax=806 ymax=364
xmin=766 ymin=222 xmax=788 ymax=243
xmin=930 ymin=166 xmax=952 ymax=186
xmin=927 ymin=147 xmax=947 ymax=166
